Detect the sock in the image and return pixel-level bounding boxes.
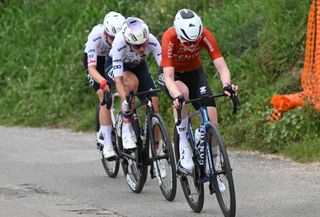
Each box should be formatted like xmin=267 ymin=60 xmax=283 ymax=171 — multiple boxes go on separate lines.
xmin=122 ymin=122 xmax=132 ymax=134
xmin=176 ymin=118 xmax=189 ymax=148
xmin=101 ymin=125 xmax=112 ymax=148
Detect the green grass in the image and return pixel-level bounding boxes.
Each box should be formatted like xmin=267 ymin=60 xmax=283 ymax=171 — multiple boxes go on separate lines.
xmin=0 ymin=0 xmax=319 ymax=162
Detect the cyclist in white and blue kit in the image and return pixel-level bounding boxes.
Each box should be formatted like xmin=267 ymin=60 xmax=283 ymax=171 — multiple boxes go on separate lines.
xmin=105 ymin=17 xmax=162 ymax=150
xmin=84 ymin=11 xmax=125 ymax=159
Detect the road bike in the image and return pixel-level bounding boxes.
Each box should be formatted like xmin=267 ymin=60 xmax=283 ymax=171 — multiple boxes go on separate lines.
xmin=174 ymin=88 xmax=240 ymax=216
xmin=97 ymin=89 xmax=177 ymax=201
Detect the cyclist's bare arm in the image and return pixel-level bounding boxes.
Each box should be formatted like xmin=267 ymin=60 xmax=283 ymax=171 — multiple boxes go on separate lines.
xmin=212 ymin=57 xmax=231 ymax=86
xmin=88 ymin=65 xmax=105 ymax=83
xmin=213 ymin=57 xmax=238 ymax=95
xmin=88 ymin=65 xmax=110 ymax=92
xmin=163 ymin=66 xmax=182 ymax=106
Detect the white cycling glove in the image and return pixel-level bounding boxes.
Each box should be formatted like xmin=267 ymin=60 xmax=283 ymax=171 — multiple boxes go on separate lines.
xmin=121 ymin=100 xmax=130 ymax=113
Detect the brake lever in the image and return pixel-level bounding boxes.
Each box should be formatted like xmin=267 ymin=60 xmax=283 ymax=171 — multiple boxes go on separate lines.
xmin=126 ymin=90 xmax=135 ymax=110
xmin=175 ymin=95 xmax=184 ymax=126
xmin=230 ymin=94 xmax=241 ymax=114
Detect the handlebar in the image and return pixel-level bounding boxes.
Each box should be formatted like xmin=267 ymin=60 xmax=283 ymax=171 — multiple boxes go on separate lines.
xmin=125 ymin=88 xmax=161 ymax=110
xmin=126 ymin=88 xmax=160 ymax=99
xmin=176 ymin=92 xmax=241 ymax=126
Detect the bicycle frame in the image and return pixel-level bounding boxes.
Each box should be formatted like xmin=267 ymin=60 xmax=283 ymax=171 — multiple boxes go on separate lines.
xmin=177 ymin=92 xmax=240 ymax=182
xmin=126 ymin=89 xmax=159 ymax=166
xmin=110 ymin=89 xmax=159 ymax=165
xmin=175 ymin=91 xmax=239 ymax=215
xmin=187 ymin=106 xmax=216 ymax=182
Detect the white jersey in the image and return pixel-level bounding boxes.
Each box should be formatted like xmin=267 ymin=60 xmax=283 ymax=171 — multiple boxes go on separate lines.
xmin=110 ymin=32 xmax=162 ymax=77
xmin=84 ymin=24 xmax=111 ymax=66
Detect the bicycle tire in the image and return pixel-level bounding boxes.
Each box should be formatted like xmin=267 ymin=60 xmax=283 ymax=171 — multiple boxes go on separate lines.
xmin=206 ymin=123 xmax=236 ymax=217
xmin=174 ymin=127 xmax=204 ymax=212
xmin=96 ymin=104 xmax=120 ymax=178
xmin=149 ymin=113 xmax=177 ymax=201
xmin=119 ymin=114 xmax=148 ymax=193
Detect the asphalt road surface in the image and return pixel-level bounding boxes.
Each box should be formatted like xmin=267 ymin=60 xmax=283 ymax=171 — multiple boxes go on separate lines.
xmin=1 ymin=126 xmax=319 ymax=217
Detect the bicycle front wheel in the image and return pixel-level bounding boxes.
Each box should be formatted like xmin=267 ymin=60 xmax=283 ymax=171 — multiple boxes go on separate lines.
xmin=174 ymin=127 xmax=204 ymax=212
xmin=206 ymin=123 xmax=236 ymax=217
xmin=119 ymin=114 xmax=148 ymax=193
xmin=150 ymin=113 xmax=177 ymax=201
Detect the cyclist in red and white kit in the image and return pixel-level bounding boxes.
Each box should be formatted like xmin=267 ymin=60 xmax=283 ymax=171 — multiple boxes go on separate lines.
xmin=84 ymin=11 xmax=125 ymax=159
xmin=158 ymin=9 xmax=238 ymax=172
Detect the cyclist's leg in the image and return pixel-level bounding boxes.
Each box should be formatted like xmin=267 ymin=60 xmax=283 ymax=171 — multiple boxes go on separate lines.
xmin=130 ymin=61 xmax=158 ymax=109
xmin=158 ymin=67 xmax=193 ymax=171
xmin=121 ymin=69 xmax=139 ymax=149
xmin=84 ymin=54 xmax=114 ymax=157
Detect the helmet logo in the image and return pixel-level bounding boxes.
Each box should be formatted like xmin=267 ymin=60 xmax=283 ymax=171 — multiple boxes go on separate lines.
xmin=130 ymin=33 xmax=137 ymax=42
xmin=112 ymin=27 xmax=116 ymax=34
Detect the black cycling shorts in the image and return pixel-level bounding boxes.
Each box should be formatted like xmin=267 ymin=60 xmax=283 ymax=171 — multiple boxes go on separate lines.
xmin=157 ymin=67 xmax=216 ymax=110
xmin=83 ymin=53 xmax=110 ymax=92
xmin=105 ymin=57 xmax=157 ymax=100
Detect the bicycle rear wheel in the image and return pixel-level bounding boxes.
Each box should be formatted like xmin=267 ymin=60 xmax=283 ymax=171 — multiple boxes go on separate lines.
xmin=119 ymin=114 xmax=148 ymax=193
xmin=96 ymin=104 xmax=120 ymax=178
xmin=206 ymin=123 xmax=236 ymax=217
xmin=174 ymin=128 xmax=204 ymax=212
xmin=150 ymin=113 xmax=177 ymax=201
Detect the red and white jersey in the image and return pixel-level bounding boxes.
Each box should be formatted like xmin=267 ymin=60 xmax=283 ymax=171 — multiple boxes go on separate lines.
xmin=84 ymin=24 xmax=111 ymax=66
xmin=160 ymin=27 xmax=222 ymax=72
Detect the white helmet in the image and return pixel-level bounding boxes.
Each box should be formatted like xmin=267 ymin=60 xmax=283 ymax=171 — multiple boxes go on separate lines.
xmin=122 ymin=17 xmax=149 ymax=45
xmin=103 ymin=11 xmax=125 ymax=37
xmin=174 ymin=9 xmax=203 ymax=42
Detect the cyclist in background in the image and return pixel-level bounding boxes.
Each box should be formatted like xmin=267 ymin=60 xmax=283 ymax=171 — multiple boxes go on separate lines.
xmin=106 ymin=17 xmax=162 ymax=151
xmin=84 ymin=11 xmax=125 ymax=159
xmin=158 ymin=9 xmax=238 ymax=172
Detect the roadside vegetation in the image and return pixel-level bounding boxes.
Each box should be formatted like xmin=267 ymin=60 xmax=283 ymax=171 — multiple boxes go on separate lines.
xmin=1 ymin=0 xmax=319 ymax=162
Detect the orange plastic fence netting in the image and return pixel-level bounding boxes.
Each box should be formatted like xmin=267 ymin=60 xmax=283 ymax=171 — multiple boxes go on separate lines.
xmin=271 ymin=0 xmax=320 ymax=121
xmin=271 ymin=93 xmax=305 ymax=112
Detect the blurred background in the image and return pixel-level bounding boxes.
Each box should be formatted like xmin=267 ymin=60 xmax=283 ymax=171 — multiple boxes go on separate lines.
xmin=0 ymin=0 xmax=319 ymax=162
